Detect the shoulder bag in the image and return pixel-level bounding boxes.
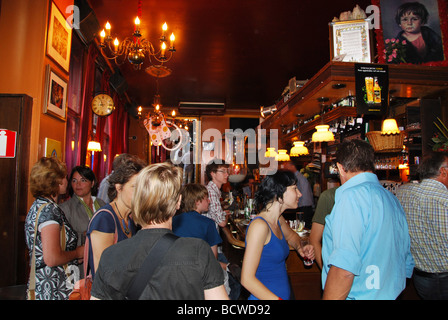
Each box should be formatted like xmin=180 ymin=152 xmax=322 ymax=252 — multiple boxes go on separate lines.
xmin=69 ymin=208 xmax=118 ymax=300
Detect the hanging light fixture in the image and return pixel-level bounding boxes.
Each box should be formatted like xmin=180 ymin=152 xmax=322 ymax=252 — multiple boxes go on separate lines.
xmin=290 ymin=141 xmax=309 ymax=156
xmin=311 ymin=97 xmax=334 ymax=142
xmin=98 ymin=0 xmax=176 ymax=71
xmin=275 ymin=149 xmax=290 ymax=161
xmin=312 ymin=125 xmax=335 ymax=142
xmin=381 ymin=118 xmax=400 ymax=135
xmin=265 ymin=147 xmax=277 ymax=158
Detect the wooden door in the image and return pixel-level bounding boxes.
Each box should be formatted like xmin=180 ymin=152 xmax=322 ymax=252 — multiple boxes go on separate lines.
xmin=0 ymin=94 xmax=32 ymax=286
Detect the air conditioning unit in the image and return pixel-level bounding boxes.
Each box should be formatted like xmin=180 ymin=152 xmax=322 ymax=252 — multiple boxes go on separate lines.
xmin=178 ymin=102 xmax=225 ymax=115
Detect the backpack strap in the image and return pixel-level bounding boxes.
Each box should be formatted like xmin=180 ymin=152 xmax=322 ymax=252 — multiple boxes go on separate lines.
xmin=125 ymin=233 xmax=179 ymax=300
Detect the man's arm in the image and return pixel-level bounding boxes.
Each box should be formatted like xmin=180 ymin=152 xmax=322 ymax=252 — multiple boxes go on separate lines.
xmin=322 ymin=265 xmax=354 ymax=300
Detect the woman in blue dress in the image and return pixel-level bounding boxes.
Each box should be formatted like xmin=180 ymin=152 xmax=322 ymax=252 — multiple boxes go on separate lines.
xmin=241 ymin=170 xmax=315 ymax=300
xmin=86 ymin=155 xmax=146 ymax=278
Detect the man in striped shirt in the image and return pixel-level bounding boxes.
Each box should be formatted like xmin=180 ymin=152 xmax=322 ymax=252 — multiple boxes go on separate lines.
xmin=396 ymin=152 xmax=448 ymax=300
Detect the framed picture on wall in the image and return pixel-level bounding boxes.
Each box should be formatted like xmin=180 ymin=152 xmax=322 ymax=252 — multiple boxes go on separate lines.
xmin=373 ymin=0 xmax=448 ymax=66
xmin=44 ymin=65 xmax=67 ymax=121
xmin=329 ymin=19 xmax=373 ymax=62
xmin=46 ymin=1 xmax=72 ymax=72
xmin=45 ymin=138 xmax=62 ymax=160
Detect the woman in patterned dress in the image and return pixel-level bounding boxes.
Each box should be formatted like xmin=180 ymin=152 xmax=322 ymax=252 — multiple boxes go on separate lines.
xmin=25 ymin=157 xmax=84 ymax=300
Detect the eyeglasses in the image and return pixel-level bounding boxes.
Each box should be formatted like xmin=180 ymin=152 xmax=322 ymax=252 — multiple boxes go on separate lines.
xmin=215 ymin=169 xmax=229 ymax=175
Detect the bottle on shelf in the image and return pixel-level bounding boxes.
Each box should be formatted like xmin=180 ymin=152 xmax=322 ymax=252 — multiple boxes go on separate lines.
xmin=373 ymin=77 xmax=381 ymax=104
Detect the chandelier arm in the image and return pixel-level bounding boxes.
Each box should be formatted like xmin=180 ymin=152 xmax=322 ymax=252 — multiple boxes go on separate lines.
xmin=151 ymin=51 xmax=174 ymax=64
xmin=140 ymin=39 xmax=156 ymax=55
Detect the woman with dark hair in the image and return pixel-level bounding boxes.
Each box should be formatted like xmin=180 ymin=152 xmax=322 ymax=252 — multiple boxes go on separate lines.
xmin=25 ymin=157 xmax=84 ymax=300
xmin=60 ymin=166 xmax=106 ymax=246
xmin=86 ymin=155 xmax=146 ymax=279
xmin=241 ymin=170 xmax=315 ymax=300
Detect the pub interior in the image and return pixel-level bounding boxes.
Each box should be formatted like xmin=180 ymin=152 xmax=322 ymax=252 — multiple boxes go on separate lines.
xmin=0 ymin=0 xmax=447 ymax=301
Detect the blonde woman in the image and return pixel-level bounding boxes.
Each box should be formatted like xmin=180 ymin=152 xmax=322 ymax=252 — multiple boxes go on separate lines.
xmin=91 ymin=163 xmax=228 ymax=300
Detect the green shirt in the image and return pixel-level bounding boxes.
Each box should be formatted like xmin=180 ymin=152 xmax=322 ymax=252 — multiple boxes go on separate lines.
xmin=312 ymin=187 xmax=338 ymax=225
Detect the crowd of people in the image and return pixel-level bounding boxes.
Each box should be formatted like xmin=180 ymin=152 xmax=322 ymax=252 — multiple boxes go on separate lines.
xmin=24 ymin=139 xmax=448 ymax=300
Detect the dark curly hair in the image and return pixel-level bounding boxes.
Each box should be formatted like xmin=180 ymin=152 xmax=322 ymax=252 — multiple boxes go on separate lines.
xmin=254 ymin=170 xmax=297 ymax=212
xmin=107 ymin=155 xmax=147 ymax=201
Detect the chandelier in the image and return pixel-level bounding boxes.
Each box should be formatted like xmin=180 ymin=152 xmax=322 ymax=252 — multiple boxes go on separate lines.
xmin=98 ymin=1 xmax=176 ymax=71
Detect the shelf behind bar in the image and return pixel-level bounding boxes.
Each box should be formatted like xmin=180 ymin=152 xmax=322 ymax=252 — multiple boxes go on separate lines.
xmin=261 ymin=61 xmax=448 ymax=133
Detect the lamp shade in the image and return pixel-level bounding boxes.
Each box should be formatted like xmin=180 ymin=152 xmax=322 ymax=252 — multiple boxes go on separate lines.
xmin=381 ymin=118 xmax=400 ymax=135
xmin=275 ymin=149 xmax=290 ymax=161
xmin=87 ymin=141 xmax=102 ymax=152
xmin=312 ymin=125 xmax=334 ymax=142
xmin=290 ymin=141 xmax=309 ymax=156
xmin=265 ymin=147 xmax=277 ymax=158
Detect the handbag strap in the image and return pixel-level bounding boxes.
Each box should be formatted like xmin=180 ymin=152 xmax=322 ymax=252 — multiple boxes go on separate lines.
xmin=84 ymin=208 xmax=118 ymax=277
xmin=28 ymin=203 xmax=50 ymax=298
xmin=125 ymin=232 xmax=179 ymax=300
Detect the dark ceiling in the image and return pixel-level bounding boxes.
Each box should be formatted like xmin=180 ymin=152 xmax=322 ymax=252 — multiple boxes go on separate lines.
xmin=86 ymin=0 xmax=372 ymax=113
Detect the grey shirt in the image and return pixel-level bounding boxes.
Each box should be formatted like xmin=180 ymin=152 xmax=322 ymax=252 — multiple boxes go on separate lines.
xmin=91 ymin=228 xmax=225 ymax=300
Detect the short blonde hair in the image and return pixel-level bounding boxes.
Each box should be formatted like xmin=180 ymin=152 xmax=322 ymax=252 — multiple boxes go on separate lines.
xmin=30 ymin=157 xmax=67 ymax=198
xmin=132 ymin=163 xmax=183 ymax=226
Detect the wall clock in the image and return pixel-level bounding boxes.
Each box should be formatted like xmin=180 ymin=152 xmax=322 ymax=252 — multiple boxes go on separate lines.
xmin=91 ymin=94 xmax=115 ymax=116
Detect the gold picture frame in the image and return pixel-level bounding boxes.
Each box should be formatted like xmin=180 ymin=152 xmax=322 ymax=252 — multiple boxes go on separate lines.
xmin=44 ymin=65 xmax=67 ymax=121
xmin=46 ymin=2 xmax=72 ymax=72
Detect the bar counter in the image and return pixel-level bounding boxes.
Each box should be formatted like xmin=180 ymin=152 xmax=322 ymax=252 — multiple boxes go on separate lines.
xmin=222 ymin=216 xmax=323 ymax=299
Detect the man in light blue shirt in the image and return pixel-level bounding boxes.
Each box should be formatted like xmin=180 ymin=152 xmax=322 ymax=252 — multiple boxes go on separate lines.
xmin=322 ymin=139 xmax=414 ymax=300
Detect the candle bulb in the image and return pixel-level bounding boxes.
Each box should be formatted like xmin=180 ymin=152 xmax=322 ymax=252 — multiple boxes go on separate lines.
xmin=114 ymin=38 xmax=119 ymax=52
xmin=162 ymin=22 xmax=167 ymax=36
xmin=170 ymin=33 xmax=175 ymax=48
xmin=105 ymin=21 xmax=111 ymax=37
xmin=161 ymin=41 xmax=166 ymax=57
xmin=100 ymin=29 xmax=105 ymax=44
xmin=135 ymin=16 xmax=140 ymax=31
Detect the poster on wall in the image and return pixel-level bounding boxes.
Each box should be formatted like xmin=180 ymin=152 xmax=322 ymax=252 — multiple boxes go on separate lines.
xmin=355 ymin=63 xmax=389 ymax=115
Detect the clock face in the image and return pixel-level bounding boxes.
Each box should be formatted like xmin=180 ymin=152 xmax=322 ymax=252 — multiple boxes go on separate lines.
xmin=92 ymin=94 xmax=115 ymax=116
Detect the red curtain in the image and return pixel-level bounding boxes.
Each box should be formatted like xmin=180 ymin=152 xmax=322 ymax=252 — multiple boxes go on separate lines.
xmin=109 ymin=95 xmax=129 ymax=164
xmin=75 ymin=43 xmax=129 ymax=179
xmin=77 ymin=45 xmax=98 ymax=166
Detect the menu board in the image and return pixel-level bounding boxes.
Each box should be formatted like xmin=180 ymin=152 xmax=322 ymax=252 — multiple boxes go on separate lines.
xmin=355 ymin=63 xmax=389 ymax=115
xmin=330 ymin=19 xmax=372 ymax=63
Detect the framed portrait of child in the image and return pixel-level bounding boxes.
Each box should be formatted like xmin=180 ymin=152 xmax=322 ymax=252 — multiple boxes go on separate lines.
xmin=373 ymin=0 xmax=448 ymax=66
